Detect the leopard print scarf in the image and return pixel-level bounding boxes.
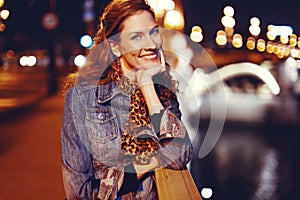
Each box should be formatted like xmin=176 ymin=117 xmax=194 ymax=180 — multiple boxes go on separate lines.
xmin=111 ymin=60 xmax=158 ymax=165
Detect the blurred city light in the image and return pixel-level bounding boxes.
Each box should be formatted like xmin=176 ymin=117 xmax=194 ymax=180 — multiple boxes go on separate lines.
xmin=249 ymin=25 xmax=261 ymax=36
xmin=201 ymin=187 xmax=213 ymax=199
xmin=266 ymin=30 xmax=277 ymax=41
xmin=0 ymin=0 xmax=4 ymax=8
xmin=74 ymin=55 xmax=86 ymax=67
xmin=256 ymin=39 xmax=266 ymax=52
xmin=220 ymin=5 xmax=236 ymax=46
xmin=267 ymin=25 xmax=294 ymax=36
xmin=0 ymin=22 xmax=5 ymax=32
xmin=273 ymin=44 xmax=280 ymax=54
xmin=157 ymin=0 xmax=175 ymax=10
xmin=289 ymin=34 xmax=297 ymax=46
xmin=291 ymin=48 xmax=300 ymax=58
xmin=146 ymin=0 xmax=164 ymax=18
xmin=221 ymin=15 xmax=235 ymax=28
xmin=280 ymin=35 xmax=289 ymax=44
xmin=246 ymin=37 xmax=256 ymax=50
xmin=0 ymin=9 xmax=9 ymax=20
xmin=164 ymin=9 xmax=184 ymax=30
xmin=190 ymin=25 xmax=203 ymax=43
xmin=266 ymin=41 xmax=274 ymax=53
xmin=216 ymin=30 xmax=227 ymax=46
xmin=80 ymin=34 xmax=93 ymax=48
xmin=19 ymin=55 xmax=37 ymax=67
xmin=82 ymin=0 xmax=95 ymax=23
xmin=232 ymin=33 xmax=243 ymax=48
xmin=249 ymin=17 xmax=261 ymax=37
xmin=6 ymin=50 xmax=14 ymax=59
xmin=223 ymin=5 xmax=234 ymax=17
xmin=250 ymin=17 xmax=260 ymax=26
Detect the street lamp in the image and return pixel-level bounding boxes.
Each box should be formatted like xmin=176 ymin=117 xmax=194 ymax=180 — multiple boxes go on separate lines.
xmin=220 ymin=5 xmax=235 ymax=45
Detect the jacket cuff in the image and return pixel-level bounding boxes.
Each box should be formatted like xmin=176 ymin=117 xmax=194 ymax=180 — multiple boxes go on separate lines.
xmin=159 ymin=109 xmax=187 ymax=140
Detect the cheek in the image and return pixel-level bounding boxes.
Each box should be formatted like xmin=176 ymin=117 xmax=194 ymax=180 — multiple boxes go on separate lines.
xmin=152 ymin=35 xmax=163 ymax=47
xmin=122 ymin=50 xmax=139 ymax=61
xmin=120 ymin=41 xmax=141 ymax=55
xmin=122 ymin=52 xmax=140 ymax=68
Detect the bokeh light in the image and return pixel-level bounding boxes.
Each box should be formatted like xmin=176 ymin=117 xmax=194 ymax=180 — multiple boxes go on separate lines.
xmin=223 ymin=6 xmax=234 ymax=17
xmin=74 ymin=54 xmax=86 ymax=67
xmin=190 ymin=26 xmax=203 ymax=43
xmin=19 ymin=55 xmax=37 ymax=67
xmin=80 ymin=35 xmax=93 ymax=48
xmin=221 ymin=15 xmax=235 ymax=28
xmin=201 ymin=187 xmax=213 ymax=199
xmin=164 ymin=10 xmax=184 ymax=29
xmin=246 ymin=37 xmax=256 ymax=50
xmin=0 ymin=9 xmax=10 ymax=20
xmin=232 ymin=33 xmax=243 ymax=48
xmin=257 ymin=39 xmax=266 ymax=52
xmin=0 ymin=0 xmax=4 ymax=8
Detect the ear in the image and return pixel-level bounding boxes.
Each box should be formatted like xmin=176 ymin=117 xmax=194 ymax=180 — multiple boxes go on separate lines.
xmin=108 ymin=40 xmax=121 ymax=57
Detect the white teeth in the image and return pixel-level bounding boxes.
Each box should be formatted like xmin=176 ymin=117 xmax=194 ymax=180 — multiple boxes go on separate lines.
xmin=142 ymin=54 xmax=157 ymax=60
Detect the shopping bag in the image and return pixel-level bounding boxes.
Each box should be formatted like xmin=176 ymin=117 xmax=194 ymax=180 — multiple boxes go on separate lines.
xmin=154 ymin=168 xmax=202 ymax=200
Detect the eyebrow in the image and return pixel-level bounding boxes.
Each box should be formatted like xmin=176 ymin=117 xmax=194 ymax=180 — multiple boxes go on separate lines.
xmin=127 ymin=25 xmax=159 ymax=35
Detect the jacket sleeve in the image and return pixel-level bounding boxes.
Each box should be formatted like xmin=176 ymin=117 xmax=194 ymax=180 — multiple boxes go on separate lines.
xmin=61 ymin=87 xmax=97 ymax=199
xmin=157 ymin=95 xmax=193 ymax=170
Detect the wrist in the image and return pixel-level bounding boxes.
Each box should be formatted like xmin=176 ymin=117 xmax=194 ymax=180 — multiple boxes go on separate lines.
xmin=137 ymin=75 xmax=153 ymax=87
xmin=139 ymin=84 xmax=164 ymax=115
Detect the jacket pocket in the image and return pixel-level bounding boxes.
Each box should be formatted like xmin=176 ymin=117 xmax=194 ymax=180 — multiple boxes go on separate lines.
xmin=85 ymin=107 xmax=120 ymax=163
xmin=86 ymin=107 xmax=119 ymax=142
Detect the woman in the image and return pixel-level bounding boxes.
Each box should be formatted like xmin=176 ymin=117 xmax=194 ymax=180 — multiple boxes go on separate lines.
xmin=61 ymin=0 xmax=193 ymax=199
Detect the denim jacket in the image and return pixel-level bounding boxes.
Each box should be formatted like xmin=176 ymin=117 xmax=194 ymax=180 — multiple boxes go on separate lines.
xmin=61 ymin=80 xmax=193 ymax=200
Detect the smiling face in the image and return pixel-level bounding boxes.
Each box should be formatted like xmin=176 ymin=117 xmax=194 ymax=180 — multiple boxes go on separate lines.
xmin=111 ymin=10 xmax=163 ymax=71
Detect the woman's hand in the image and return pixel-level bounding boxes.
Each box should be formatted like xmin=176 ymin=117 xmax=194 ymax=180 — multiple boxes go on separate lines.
xmin=135 ymin=50 xmax=166 ymax=115
xmin=135 ymin=66 xmax=163 ymax=87
xmin=133 ymin=157 xmax=159 ymax=180
xmin=136 ymin=49 xmax=166 ymax=87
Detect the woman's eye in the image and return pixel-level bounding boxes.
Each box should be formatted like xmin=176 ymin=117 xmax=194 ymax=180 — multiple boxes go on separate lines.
xmin=150 ymin=27 xmax=159 ymax=36
xmin=131 ymin=34 xmax=141 ymax=40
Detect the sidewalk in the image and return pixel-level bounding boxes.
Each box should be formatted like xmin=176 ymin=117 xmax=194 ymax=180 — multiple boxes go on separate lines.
xmin=0 ymin=94 xmax=66 ymax=199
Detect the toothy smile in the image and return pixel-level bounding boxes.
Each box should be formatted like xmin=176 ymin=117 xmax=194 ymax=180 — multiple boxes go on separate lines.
xmin=141 ymin=53 xmax=157 ymax=60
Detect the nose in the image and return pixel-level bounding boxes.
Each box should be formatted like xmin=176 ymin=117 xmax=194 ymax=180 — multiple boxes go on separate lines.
xmin=143 ymin=35 xmax=159 ymax=50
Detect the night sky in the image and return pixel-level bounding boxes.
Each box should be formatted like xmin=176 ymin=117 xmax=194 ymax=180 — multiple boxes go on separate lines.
xmin=183 ymin=0 xmax=300 ymax=42
xmin=2 ymin=0 xmax=300 ymax=43
xmin=2 ymin=0 xmax=109 ymax=36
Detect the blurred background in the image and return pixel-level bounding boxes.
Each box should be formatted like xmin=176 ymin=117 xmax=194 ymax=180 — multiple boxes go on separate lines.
xmin=1 ymin=0 xmax=300 ymax=199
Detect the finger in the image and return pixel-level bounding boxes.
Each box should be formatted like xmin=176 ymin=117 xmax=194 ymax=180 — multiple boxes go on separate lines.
xmin=159 ymin=49 xmax=166 ymax=72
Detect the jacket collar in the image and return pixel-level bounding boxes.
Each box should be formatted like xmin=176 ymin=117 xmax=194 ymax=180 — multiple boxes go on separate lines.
xmin=75 ymin=79 xmax=122 ymax=103
xmin=96 ymin=81 xmax=122 ymax=103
